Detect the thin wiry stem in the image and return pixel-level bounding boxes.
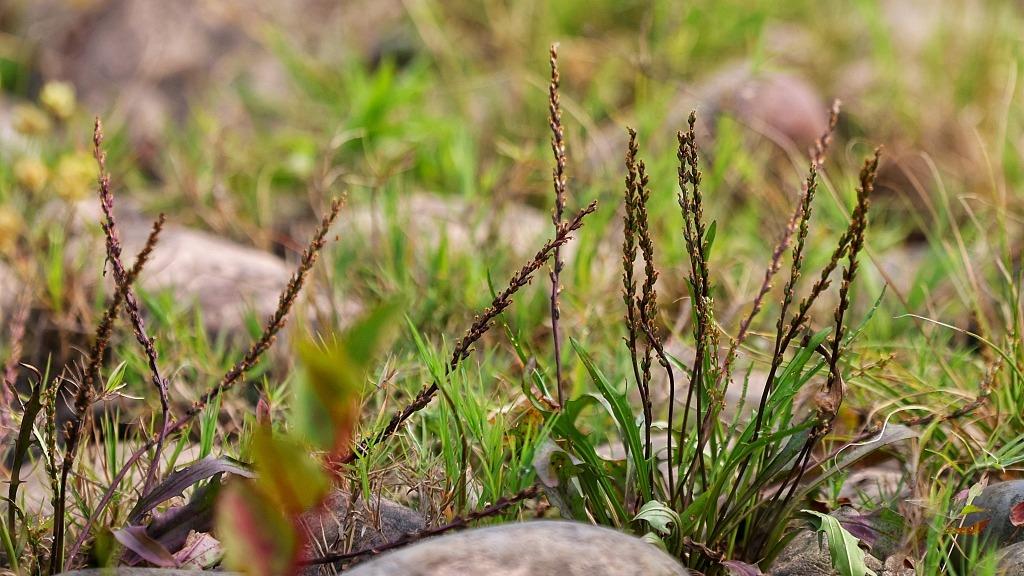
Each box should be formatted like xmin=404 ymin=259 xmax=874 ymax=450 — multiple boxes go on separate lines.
xmin=675 ymin=113 xmax=715 ymax=506
xmin=55 ymin=213 xmax=164 ymax=560
xmin=635 ymin=158 xmax=659 ymax=494
xmin=752 ymin=148 xmax=879 ymax=560
xmin=66 ymin=195 xmax=344 ymax=565
xmin=350 ymin=201 xmax=598 ymax=462
xmin=547 ymin=42 xmax=569 ymax=408
xmin=62 ymin=213 xmax=164 ymax=481
xmin=92 ymin=119 xmax=170 ymax=498
xmin=713 ymin=103 xmax=841 ymax=536
xmin=52 ymin=119 xmax=171 ymax=573
xmin=822 ymin=148 xmax=880 ymax=414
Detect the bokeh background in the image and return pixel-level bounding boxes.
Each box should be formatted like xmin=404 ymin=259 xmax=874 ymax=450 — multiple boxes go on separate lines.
xmin=1 ymin=0 xmax=1022 ymax=467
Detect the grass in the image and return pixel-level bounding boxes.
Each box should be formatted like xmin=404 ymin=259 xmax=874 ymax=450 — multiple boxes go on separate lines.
xmin=1 ymin=0 xmax=1024 ymax=574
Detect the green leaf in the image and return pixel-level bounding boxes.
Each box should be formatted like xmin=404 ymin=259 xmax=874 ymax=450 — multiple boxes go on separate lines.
xmin=641 ymin=531 xmax=668 ymax=551
xmin=572 ymin=338 xmax=653 ymax=503
xmin=634 ymin=500 xmax=680 ymax=536
xmin=294 ymin=302 xmax=399 ymax=456
xmin=703 ymin=219 xmax=717 ymax=259
xmin=103 ymin=361 xmax=129 ymax=394
xmin=251 ymin=427 xmax=329 ymax=515
xmin=802 ymin=510 xmax=878 ymax=576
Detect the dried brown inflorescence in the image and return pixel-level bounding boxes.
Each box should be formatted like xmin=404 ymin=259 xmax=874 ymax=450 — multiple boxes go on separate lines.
xmin=548 ymin=42 xmax=569 ymax=408
xmin=65 ymin=126 xmax=345 ymax=566
xmin=51 ymin=120 xmax=173 ymax=573
xmin=621 ymin=127 xmax=674 ymax=501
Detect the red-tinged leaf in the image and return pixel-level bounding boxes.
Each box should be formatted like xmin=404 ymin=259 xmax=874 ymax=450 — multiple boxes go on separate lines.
xmin=294 ymin=303 xmax=398 ymax=460
xmin=113 ymin=525 xmax=179 ymax=568
xmin=251 ymin=427 xmax=330 ymax=516
xmin=947 ymin=519 xmax=990 ymax=535
xmin=722 ymin=559 xmax=766 ymax=575
xmin=128 ymin=456 xmax=253 ymax=523
xmin=216 ymin=480 xmax=302 ymax=576
xmin=174 ymin=531 xmax=222 ymax=568
xmin=1010 ymin=502 xmax=1024 ymax=527
xmin=256 ymin=394 xmax=271 ymax=424
xmin=294 ymin=339 xmax=363 ymax=460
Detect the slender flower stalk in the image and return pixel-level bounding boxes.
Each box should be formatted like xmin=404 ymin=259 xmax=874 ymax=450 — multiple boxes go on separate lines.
xmin=66 ymin=189 xmax=344 ymax=565
xmin=547 ymin=43 xmax=569 ymax=408
xmin=353 ymin=201 xmax=598 ymax=461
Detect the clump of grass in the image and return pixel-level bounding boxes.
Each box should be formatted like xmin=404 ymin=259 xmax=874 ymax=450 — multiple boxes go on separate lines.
xmin=530 ymin=69 xmax=889 ymax=571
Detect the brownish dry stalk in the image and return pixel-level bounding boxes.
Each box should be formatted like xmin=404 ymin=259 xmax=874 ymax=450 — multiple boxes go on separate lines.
xmin=351 ymin=201 xmax=598 ymax=462
xmin=622 ymin=127 xmax=646 ymax=433
xmin=635 ymin=158 xmax=659 ymax=490
xmin=755 ymin=147 xmax=880 ymax=557
xmin=821 ymin=148 xmax=880 ymax=409
xmin=92 ymin=119 xmax=170 ymax=496
xmin=675 ymin=113 xmax=716 ymax=505
xmin=189 ymin=198 xmax=343 ymax=417
xmin=62 ymin=214 xmax=164 ymax=481
xmin=547 ymin=42 xmax=569 ymax=408
xmin=66 ymin=194 xmax=344 ymax=565
xmin=713 ymin=103 xmax=841 ymax=532
xmin=303 ymin=485 xmax=541 ymax=568
xmin=51 ymin=120 xmax=170 ymax=573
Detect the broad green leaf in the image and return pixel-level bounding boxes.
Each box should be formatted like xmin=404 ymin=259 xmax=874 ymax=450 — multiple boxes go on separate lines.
xmin=572 ymin=338 xmax=653 ymax=502
xmin=641 ymin=531 xmax=668 ymax=551
xmin=128 ymin=456 xmax=253 ymax=522
xmin=634 ymin=500 xmax=679 ymax=536
xmin=803 ymin=510 xmax=878 ymax=576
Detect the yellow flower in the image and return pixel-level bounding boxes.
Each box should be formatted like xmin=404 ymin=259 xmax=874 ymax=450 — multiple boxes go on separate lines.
xmin=0 ymin=206 xmax=23 ymax=255
xmin=12 ymin=104 xmax=52 ymax=136
xmin=14 ymin=157 xmax=48 ymax=194
xmin=40 ymin=81 xmax=77 ymax=121
xmin=53 ymin=152 xmax=98 ymax=201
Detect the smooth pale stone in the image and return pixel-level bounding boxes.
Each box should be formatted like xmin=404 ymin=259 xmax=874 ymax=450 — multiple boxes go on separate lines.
xmin=344 ymin=520 xmax=689 ymax=576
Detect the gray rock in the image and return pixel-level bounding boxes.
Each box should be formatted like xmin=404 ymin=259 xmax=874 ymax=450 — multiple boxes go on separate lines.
xmin=961 ymin=480 xmax=1024 ymax=550
xmin=19 ymin=0 xmax=407 ymax=147
xmin=344 ymin=521 xmax=688 ymax=576
xmin=693 ymin=65 xmax=828 ymax=155
xmin=301 ymin=491 xmax=425 ymax=575
xmin=839 ymin=461 xmax=909 ymax=507
xmin=116 ymin=223 xmax=358 ymax=337
xmin=770 ymin=529 xmax=882 ymax=576
xmin=999 ymin=541 xmax=1024 ymax=576
xmin=340 ymin=193 xmax=558 ymax=261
